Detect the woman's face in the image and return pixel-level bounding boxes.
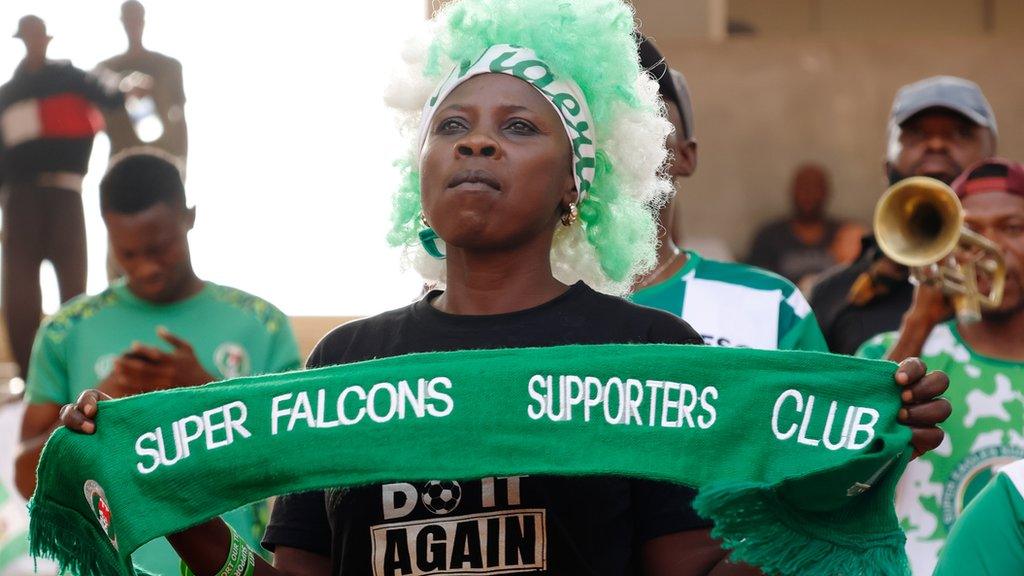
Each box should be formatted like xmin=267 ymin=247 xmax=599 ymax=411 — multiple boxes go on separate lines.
xmin=420 ymin=73 xmax=575 ymax=253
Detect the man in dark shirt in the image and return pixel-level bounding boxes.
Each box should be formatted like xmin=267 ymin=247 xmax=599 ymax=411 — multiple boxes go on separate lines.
xmin=0 ymin=15 xmax=130 ymax=377
xmin=263 ymin=283 xmax=710 ymax=576
xmin=746 ymin=163 xmax=864 ymax=287
xmin=810 ymin=76 xmax=997 ymax=354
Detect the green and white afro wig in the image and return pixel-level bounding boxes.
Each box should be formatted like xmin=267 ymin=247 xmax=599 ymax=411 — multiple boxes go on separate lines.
xmin=385 ymin=0 xmax=672 ymax=295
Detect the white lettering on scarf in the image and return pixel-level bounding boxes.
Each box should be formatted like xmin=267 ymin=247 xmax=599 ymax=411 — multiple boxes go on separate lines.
xmin=134 ymin=380 xmax=456 ymax=475
xmin=135 ymin=401 xmax=252 ymax=475
xmin=771 ymin=389 xmax=879 ymax=451
xmin=526 ymin=374 xmax=718 ymax=429
xmin=268 ymin=378 xmax=454 ymax=435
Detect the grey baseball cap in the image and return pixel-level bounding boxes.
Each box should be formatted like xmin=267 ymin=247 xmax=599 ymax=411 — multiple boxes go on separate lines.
xmin=889 ymin=76 xmax=997 ymax=136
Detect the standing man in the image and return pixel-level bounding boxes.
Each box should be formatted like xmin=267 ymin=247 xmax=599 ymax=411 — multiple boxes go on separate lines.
xmin=13 ymin=153 xmax=300 ymax=575
xmin=631 ymin=37 xmax=828 ymax=352
xmin=0 ymin=15 xmax=134 ymax=378
xmin=96 ymin=1 xmax=187 ymax=164
xmin=97 ymin=0 xmax=188 ymax=281
xmin=858 ymin=158 xmax=1024 ymax=575
xmin=810 ymin=76 xmax=997 ymax=354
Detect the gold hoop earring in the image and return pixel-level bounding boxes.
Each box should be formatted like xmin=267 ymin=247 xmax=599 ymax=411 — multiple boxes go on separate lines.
xmin=561 ymin=202 xmax=579 ymax=227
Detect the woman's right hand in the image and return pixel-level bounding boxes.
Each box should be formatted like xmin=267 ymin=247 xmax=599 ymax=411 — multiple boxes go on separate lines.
xmin=59 ymin=390 xmax=111 ymax=434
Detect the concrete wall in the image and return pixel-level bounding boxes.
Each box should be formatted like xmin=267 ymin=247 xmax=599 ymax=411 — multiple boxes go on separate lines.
xmin=726 ymin=0 xmax=1024 ymax=37
xmin=425 ymin=0 xmax=1024 ymax=259
xmin=648 ymin=36 xmax=1024 ymax=258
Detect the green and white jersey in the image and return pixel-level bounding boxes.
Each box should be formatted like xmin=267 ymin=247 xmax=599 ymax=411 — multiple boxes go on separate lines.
xmin=935 ymin=459 xmax=1024 ymax=575
xmin=23 ymin=280 xmax=301 ymax=576
xmin=630 ymin=251 xmax=828 ymax=351
xmin=858 ymin=323 xmax=1024 ymax=576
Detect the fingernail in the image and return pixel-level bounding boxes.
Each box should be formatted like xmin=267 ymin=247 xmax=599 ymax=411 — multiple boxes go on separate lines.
xmin=902 ymin=390 xmax=913 ymax=402
xmin=84 ymin=404 xmax=95 ymax=416
xmin=83 ymin=422 xmax=95 ymax=434
xmin=899 ymin=408 xmax=909 ymax=421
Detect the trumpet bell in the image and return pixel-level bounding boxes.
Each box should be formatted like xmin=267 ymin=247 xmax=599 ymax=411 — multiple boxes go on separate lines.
xmin=874 ymin=176 xmax=964 ymax=267
xmin=873 ymin=175 xmax=1006 ymax=324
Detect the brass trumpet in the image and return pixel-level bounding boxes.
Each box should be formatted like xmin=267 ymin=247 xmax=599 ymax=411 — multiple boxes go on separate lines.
xmin=874 ymin=176 xmax=1005 ymax=324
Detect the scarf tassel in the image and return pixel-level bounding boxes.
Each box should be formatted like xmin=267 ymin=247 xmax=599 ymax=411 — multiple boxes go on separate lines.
xmin=28 ymin=500 xmax=154 ymax=576
xmin=695 ymin=482 xmax=910 ymax=576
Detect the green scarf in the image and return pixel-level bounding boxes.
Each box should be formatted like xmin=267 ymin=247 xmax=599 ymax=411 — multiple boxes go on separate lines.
xmin=29 ymin=344 xmax=912 ymax=576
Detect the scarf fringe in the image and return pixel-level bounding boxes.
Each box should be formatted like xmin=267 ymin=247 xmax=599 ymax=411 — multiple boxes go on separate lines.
xmin=694 ymin=482 xmax=910 ymax=576
xmin=28 ymin=499 xmax=150 ymax=576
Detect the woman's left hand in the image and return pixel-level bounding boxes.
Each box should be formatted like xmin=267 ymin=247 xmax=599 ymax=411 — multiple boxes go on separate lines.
xmin=895 ymin=358 xmax=951 ymax=458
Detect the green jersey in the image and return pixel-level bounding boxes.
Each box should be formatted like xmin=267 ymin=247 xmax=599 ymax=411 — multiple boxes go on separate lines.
xmin=24 ymin=280 xmax=301 ymax=576
xmin=630 ymin=251 xmax=828 ymax=351
xmin=935 ymin=459 xmax=1024 ymax=575
xmin=858 ymin=322 xmax=1024 ymax=576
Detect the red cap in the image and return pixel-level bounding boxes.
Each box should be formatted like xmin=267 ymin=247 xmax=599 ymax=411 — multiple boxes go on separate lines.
xmin=952 ymin=157 xmax=1024 ymax=200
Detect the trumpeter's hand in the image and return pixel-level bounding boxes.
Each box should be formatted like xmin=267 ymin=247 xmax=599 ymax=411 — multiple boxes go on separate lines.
xmin=894 ymin=358 xmax=951 ymax=458
xmin=905 ymin=281 xmax=955 ymax=330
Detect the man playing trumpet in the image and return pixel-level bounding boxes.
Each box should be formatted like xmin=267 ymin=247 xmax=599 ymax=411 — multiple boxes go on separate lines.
xmin=858 ymin=158 xmax=1024 ymax=575
xmin=811 ymin=76 xmax=998 ymax=354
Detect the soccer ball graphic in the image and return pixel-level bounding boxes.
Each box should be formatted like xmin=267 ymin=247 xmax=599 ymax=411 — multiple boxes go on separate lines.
xmin=421 ymin=480 xmax=462 ymax=515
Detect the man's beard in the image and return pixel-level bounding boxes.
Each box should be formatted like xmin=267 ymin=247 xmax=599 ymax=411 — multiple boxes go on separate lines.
xmin=887 ymin=161 xmax=962 ymax=186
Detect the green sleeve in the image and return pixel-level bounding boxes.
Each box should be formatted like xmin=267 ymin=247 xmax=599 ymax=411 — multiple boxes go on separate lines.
xmin=855 ymin=332 xmax=896 ymax=360
xmin=935 ymin=471 xmax=1024 ymax=575
xmin=779 ymin=312 xmax=829 ymax=352
xmin=263 ymin=310 xmax=301 ymax=374
xmin=23 ymin=323 xmax=71 ymax=405
xmin=776 ymin=288 xmax=829 ymax=352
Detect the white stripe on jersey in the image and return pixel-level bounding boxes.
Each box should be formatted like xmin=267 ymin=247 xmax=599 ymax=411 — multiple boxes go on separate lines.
xmin=681 ymin=273 xmax=781 ymax=349
xmin=786 ymin=289 xmax=812 ymax=319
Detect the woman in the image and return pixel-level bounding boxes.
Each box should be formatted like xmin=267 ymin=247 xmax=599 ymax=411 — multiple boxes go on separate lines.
xmin=59 ymin=0 xmax=950 ymax=574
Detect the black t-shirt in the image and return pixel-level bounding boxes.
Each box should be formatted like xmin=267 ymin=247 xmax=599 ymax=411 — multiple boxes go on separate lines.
xmin=809 ymin=237 xmax=914 ymax=355
xmin=746 ymin=218 xmax=840 ymax=283
xmin=263 ymin=282 xmax=709 ymax=576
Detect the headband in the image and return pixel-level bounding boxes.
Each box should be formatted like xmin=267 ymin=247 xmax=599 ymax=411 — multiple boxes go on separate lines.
xmin=960 ymin=177 xmax=1012 ymax=198
xmin=418 ymin=44 xmax=597 ymax=200
xmin=952 ymin=157 xmax=1024 ymax=200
